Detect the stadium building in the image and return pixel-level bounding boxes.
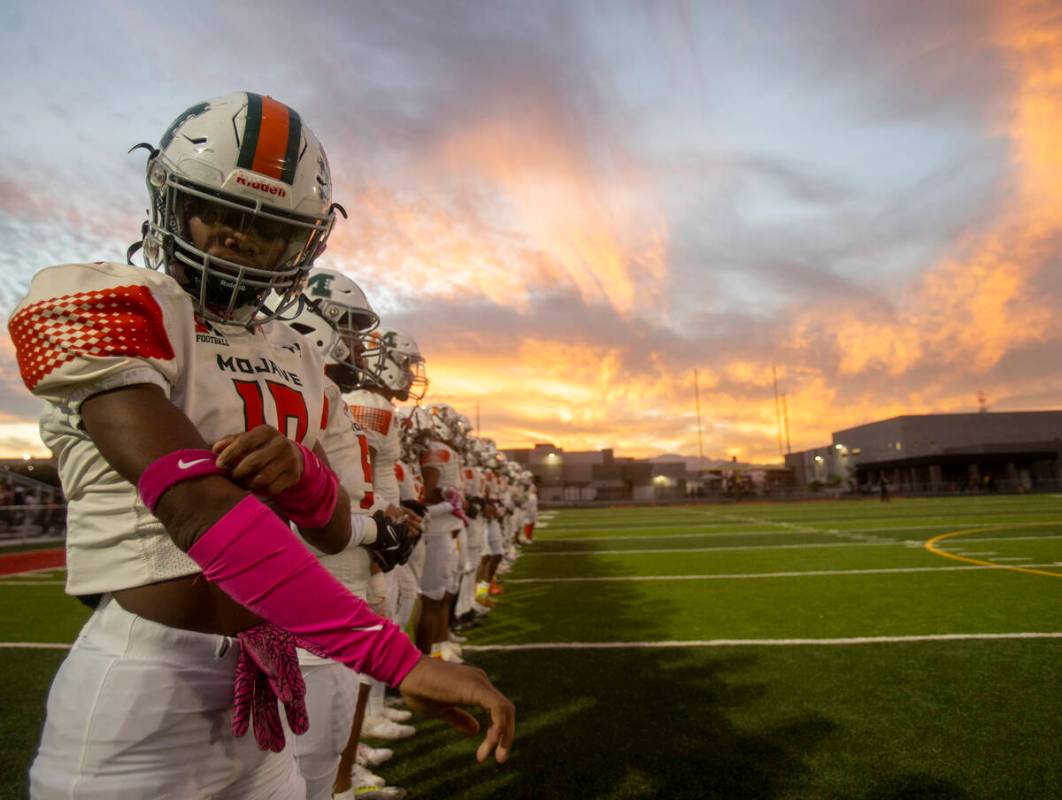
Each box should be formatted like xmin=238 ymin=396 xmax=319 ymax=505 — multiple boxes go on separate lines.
xmin=786 ymin=410 xmax=1062 ymax=493
xmin=504 ymin=444 xmax=691 ymax=503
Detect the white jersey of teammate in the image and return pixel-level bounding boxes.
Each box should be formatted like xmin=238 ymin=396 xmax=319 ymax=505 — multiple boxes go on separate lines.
xmin=461 ymin=463 xmax=484 ymax=498
xmin=309 ymin=377 xmax=377 ymax=600
xmin=526 ymin=490 xmax=539 ymax=523
xmin=298 ymin=377 xmax=376 ymax=683
xmin=346 ymin=389 xmax=400 ymax=508
xmin=420 ymin=439 xmax=463 ymax=533
xmin=10 ymin=262 xmax=331 ymax=596
xmin=395 ymin=459 xmax=423 ymax=503
xmin=420 ymin=441 xmax=463 ymax=489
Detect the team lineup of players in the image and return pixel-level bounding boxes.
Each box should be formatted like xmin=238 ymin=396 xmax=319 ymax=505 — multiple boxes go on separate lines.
xmin=9 ymin=92 xmax=523 ymax=798
xmin=288 ymin=267 xmax=540 ymax=798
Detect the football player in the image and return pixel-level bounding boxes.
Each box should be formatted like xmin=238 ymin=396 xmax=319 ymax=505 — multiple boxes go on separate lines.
xmin=395 ymin=406 xmax=431 ymax=628
xmin=477 ymin=444 xmax=509 ymax=602
xmin=10 ymin=92 xmax=513 ymax=799
xmin=414 ymin=404 xmax=470 ymax=659
xmin=349 ymin=328 xmax=429 ymax=744
xmin=277 ymin=268 xmax=414 ymax=798
xmin=454 ymin=434 xmax=491 ymax=626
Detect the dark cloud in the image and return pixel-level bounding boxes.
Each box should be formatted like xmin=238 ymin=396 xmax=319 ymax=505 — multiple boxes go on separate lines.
xmin=0 ymin=0 xmax=1055 ymax=459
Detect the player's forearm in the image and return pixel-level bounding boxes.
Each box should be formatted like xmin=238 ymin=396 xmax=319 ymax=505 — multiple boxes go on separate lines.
xmin=81 ymin=384 xmax=250 ymax=552
xmin=296 ymin=488 xmax=353 ymax=554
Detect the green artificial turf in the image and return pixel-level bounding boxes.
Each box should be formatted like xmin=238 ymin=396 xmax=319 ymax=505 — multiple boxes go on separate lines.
xmin=1 ymin=497 xmax=1059 ymax=798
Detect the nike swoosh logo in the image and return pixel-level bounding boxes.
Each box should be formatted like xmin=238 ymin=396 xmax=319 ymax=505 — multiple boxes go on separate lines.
xmin=177 ymin=458 xmax=212 ymax=470
xmin=352 ymin=624 xmax=384 ymax=633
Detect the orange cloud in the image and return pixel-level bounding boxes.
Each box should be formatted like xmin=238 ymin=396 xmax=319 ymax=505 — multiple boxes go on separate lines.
xmin=326 ymin=106 xmax=667 ymax=316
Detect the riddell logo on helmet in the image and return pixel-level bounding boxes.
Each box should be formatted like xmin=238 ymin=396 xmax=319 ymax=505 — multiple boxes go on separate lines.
xmin=235 ymin=175 xmax=287 ymax=198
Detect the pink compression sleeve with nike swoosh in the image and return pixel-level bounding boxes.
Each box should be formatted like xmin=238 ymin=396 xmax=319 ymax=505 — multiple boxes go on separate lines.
xmin=138 ymin=449 xmax=227 ymax=512
xmin=184 ymin=495 xmax=422 ymax=686
xmin=274 ymin=442 xmax=338 ymax=528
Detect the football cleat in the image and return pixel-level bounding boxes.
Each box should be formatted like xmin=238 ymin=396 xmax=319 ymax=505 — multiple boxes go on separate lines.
xmin=382 ymin=707 xmax=412 ymax=723
xmin=357 ymin=743 xmax=394 ymax=767
xmin=352 ymin=763 xmax=384 ymax=789
xmin=361 ymin=716 xmax=416 ymax=740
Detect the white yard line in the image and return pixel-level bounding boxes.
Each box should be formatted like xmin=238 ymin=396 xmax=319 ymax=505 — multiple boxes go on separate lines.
xmin=539 ymin=523 xmax=973 ymax=543
xmin=0 ymin=580 xmax=65 ymax=586
xmin=464 ymin=632 xmax=1062 ymax=652
xmin=542 ymin=529 xmax=822 ymax=543
xmin=0 ymin=642 xmax=71 ymax=650
xmin=521 ymin=540 xmax=904 ymax=556
xmin=505 ymin=564 xmax=1060 ymax=584
xmin=526 ymin=533 xmax=1062 ymax=557
xmin=546 ymin=520 xmax=769 ymax=533
xmin=670 ymin=506 xmax=1062 ymax=527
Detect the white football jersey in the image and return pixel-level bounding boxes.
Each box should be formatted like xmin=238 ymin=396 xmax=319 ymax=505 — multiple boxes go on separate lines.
xmin=10 ymin=262 xmax=329 ymax=595
xmin=319 ymin=379 xmax=375 ymax=513
xmin=419 ymin=440 xmax=462 ymax=490
xmin=483 ymin=469 xmax=498 ymax=499
xmin=527 ymin=491 xmax=539 ymax=522
xmin=301 ymin=377 xmax=376 ymax=665
xmin=420 ymin=440 xmax=462 ymax=533
xmin=346 ymin=389 xmax=400 ymax=508
xmin=395 ymin=459 xmax=423 ymax=503
xmin=461 ymin=464 xmax=484 ymax=497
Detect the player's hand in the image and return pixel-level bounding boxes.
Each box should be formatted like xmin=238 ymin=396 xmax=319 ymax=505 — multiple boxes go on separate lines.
xmin=387 ymin=503 xmax=423 ymax=536
xmin=398 ymin=657 xmax=515 ymax=764
xmin=212 ymin=425 xmax=304 ymax=497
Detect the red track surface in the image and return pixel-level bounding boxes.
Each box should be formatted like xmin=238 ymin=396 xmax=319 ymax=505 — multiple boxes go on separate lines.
xmin=0 ymin=548 xmax=65 ymax=576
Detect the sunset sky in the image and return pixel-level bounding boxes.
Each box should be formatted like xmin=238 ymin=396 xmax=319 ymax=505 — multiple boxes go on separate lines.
xmin=1 ymin=1 xmax=1060 ymax=462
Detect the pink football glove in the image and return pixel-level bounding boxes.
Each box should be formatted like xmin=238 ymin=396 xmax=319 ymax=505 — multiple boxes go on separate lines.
xmin=444 ymin=487 xmax=471 ymax=526
xmin=231 ymin=622 xmax=309 ymax=752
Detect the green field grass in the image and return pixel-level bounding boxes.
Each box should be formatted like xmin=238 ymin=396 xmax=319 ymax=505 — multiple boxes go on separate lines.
xmin=2 ymin=495 xmax=1060 ymax=798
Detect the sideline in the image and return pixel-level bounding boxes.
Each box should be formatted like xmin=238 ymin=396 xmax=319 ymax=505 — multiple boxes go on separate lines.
xmin=0 ymin=548 xmax=64 ymax=577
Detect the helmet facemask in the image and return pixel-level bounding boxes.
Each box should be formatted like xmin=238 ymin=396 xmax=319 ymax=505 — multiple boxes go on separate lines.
xmin=143 ymin=165 xmax=333 ymax=326
xmin=361 ymin=330 xmax=429 ymax=402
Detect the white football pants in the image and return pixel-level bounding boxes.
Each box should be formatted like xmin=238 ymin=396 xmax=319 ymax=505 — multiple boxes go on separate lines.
xmin=30 ymin=596 xmax=305 ymax=799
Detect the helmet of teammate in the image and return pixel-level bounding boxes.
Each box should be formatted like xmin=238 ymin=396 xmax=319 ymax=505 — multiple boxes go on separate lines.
xmin=361 ymin=329 xmax=429 ymax=401
xmin=286 ymin=268 xmax=379 ymax=392
xmin=138 ymin=91 xmax=339 ymax=326
xmin=490 ymin=451 xmax=509 ymax=475
xmin=449 ymin=412 xmax=472 ymax=451
xmin=429 ymin=404 xmax=468 ymax=447
xmin=464 ymin=436 xmax=485 ymax=466
xmin=477 ymin=438 xmax=498 ymax=469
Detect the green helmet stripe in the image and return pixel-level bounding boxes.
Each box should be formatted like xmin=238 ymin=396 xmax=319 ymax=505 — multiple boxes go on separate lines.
xmin=237 ymin=92 xmax=264 ymax=171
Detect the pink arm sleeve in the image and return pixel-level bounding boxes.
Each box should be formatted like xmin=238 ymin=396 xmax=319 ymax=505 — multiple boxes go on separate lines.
xmin=187 ymin=495 xmax=421 ymax=686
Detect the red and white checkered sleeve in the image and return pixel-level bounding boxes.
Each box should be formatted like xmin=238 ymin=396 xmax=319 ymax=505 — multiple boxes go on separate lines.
xmin=8 ymin=262 xmax=190 ymax=410
xmin=419 ymin=444 xmax=451 ymax=470
xmin=348 ymin=403 xmax=393 ymax=453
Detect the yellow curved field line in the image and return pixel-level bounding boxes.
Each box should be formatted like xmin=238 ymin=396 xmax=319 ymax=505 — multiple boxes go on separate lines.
xmin=924 ymin=521 xmax=1062 ymax=580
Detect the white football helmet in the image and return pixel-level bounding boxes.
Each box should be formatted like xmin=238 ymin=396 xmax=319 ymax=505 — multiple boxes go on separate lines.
xmin=428 ymin=404 xmax=459 ymax=444
xmin=398 ymin=405 xmax=435 ymax=462
xmin=361 ymin=329 xmax=429 ymax=401
xmin=135 ymin=91 xmax=340 ymax=326
xmin=286 ymin=268 xmax=378 ymax=392
xmin=463 ymin=435 xmax=485 ymax=466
